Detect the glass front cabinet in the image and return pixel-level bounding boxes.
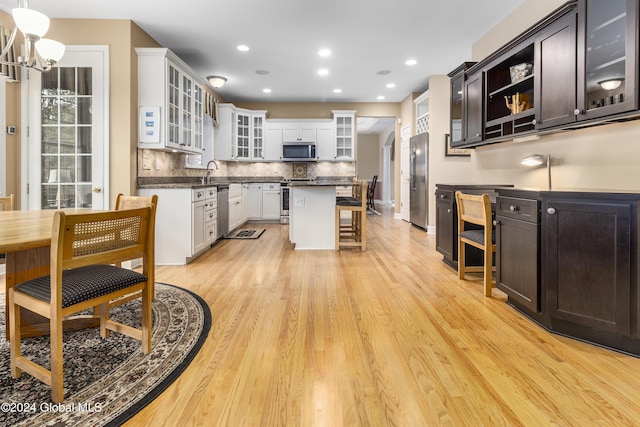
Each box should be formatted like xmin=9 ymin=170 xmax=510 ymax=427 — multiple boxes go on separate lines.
xmin=448 ymin=0 xmax=640 ymax=148
xmin=576 ymin=0 xmax=637 ymax=121
xmin=136 ymin=48 xmax=205 ymax=153
xmin=333 ymin=110 xmax=356 ymax=160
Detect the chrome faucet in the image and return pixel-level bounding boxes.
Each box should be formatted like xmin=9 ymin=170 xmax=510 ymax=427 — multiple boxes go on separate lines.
xmin=203 ymin=160 xmax=219 ymax=184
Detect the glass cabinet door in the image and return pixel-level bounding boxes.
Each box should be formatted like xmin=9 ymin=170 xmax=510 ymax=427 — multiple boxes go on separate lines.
xmin=167 ymin=64 xmax=180 ymax=147
xmin=450 ymin=73 xmax=463 ymax=145
xmin=252 ymin=115 xmax=264 ymax=159
xmin=182 ymin=75 xmax=192 ymax=149
xmin=236 ymin=113 xmax=250 ymax=158
xmin=577 ymin=0 xmax=637 ymax=119
xmin=335 ymin=115 xmax=353 ymax=159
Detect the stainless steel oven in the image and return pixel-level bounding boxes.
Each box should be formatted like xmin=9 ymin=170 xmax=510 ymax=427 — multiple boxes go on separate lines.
xmin=280 ymin=183 xmax=290 ymax=224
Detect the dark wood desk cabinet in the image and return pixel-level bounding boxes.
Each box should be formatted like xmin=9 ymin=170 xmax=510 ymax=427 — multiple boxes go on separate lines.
xmin=496 ymin=188 xmax=640 ymax=356
xmin=435 ymin=184 xmax=513 ymax=268
xmin=495 ymin=189 xmax=541 ymax=313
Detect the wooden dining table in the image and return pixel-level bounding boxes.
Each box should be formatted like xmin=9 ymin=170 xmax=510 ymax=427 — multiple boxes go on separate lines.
xmin=1 ymin=209 xmax=102 ymax=338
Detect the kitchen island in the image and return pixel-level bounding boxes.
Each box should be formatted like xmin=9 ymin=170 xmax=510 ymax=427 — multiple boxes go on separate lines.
xmin=289 ymin=179 xmax=355 ymax=250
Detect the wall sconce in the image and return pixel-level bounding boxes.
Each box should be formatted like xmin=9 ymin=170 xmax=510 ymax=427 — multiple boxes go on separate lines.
xmin=0 ymin=0 xmax=66 ymax=72
xmin=521 ymin=154 xmax=551 ymax=190
xmin=598 ymin=78 xmax=623 ymax=91
xmin=207 ymin=75 xmax=227 ymax=88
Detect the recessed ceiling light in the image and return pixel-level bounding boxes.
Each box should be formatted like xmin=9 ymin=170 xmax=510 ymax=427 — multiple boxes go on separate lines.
xmin=318 ymin=48 xmax=331 ymax=57
xmin=386 ymin=83 xmax=396 ymax=88
xmin=377 ymin=70 xmax=391 ymax=75
xmin=377 ymin=95 xmax=385 ymax=100
xmin=317 ymin=68 xmax=329 ymax=76
xmin=237 ymin=44 xmax=250 ymax=52
xmin=405 ymin=59 xmax=417 ymax=66
xmin=255 ymin=70 xmax=269 ymax=75
xmin=263 ymin=88 xmax=272 ymax=93
xmin=333 ymin=88 xmax=342 ymax=94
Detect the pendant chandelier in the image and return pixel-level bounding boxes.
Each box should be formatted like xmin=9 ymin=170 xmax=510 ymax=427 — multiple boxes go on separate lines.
xmin=0 ymin=0 xmax=65 ymax=77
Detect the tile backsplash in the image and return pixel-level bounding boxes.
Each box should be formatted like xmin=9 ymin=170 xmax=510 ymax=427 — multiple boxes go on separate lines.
xmin=137 ymin=149 xmax=355 ymax=180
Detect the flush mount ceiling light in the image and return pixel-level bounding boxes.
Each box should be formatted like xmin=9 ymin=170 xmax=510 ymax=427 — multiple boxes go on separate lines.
xmin=207 ymin=75 xmax=227 ymax=88
xmin=0 ymin=0 xmax=66 ymax=73
xmin=598 ymin=78 xmax=624 ymax=90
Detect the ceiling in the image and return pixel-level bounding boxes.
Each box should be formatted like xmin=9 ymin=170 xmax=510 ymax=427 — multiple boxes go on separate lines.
xmin=0 ymin=0 xmax=525 ymax=103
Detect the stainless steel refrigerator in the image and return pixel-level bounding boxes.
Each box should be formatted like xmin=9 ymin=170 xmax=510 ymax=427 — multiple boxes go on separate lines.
xmin=410 ymin=133 xmax=428 ymax=230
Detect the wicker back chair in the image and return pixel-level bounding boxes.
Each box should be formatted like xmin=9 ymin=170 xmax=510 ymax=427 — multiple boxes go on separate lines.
xmin=9 ymin=206 xmax=156 ymax=403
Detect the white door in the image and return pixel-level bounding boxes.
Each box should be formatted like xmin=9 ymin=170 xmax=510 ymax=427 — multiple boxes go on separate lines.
xmin=400 ymin=125 xmax=411 ymax=222
xmin=27 ymin=46 xmax=109 ymax=210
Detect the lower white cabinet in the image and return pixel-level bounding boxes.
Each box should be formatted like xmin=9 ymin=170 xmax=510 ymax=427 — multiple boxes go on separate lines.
xmin=228 ymin=183 xmax=244 ymax=231
xmin=246 ymin=183 xmax=263 ymax=220
xmin=139 ymin=187 xmax=217 ymax=265
xmin=262 ymin=183 xmax=281 ymax=220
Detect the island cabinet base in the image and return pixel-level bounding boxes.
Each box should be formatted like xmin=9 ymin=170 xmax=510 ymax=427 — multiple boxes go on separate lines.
xmin=289 ymin=186 xmax=337 ymax=250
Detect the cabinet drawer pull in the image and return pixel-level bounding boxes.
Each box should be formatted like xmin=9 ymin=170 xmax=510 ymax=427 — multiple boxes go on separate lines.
xmin=509 ymin=205 xmax=519 ymax=212
xmin=447 ymin=208 xmax=451 ymax=214
xmin=547 ymin=207 xmax=556 ymax=215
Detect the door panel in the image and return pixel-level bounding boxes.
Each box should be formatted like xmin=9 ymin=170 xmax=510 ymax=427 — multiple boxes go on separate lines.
xmin=28 ymin=47 xmax=108 ymax=210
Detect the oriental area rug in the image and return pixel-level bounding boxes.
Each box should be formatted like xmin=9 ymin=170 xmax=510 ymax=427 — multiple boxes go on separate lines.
xmin=0 ymin=283 xmax=211 ymax=426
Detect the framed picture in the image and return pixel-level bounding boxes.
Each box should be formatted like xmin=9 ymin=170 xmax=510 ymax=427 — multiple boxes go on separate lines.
xmin=445 ymin=134 xmax=471 ymax=157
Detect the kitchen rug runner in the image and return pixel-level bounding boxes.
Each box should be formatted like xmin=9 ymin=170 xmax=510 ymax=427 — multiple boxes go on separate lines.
xmin=224 ymin=228 xmax=265 ymax=239
xmin=0 ymin=282 xmax=211 ymax=426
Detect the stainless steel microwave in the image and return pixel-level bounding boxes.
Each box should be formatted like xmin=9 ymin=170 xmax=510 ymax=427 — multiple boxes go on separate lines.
xmin=282 ymin=143 xmax=316 ymax=161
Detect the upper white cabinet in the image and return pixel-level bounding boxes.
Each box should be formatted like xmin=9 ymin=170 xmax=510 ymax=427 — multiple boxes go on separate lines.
xmin=215 ymin=104 xmax=267 ymax=161
xmin=215 ymin=107 xmax=356 ymax=162
xmin=316 ymin=123 xmax=335 ymax=161
xmin=264 ymin=125 xmax=283 ymax=161
xmin=332 ymin=110 xmax=356 ymax=160
xmin=136 ymin=48 xmax=205 ymax=154
xmin=282 ymin=123 xmax=317 ymax=143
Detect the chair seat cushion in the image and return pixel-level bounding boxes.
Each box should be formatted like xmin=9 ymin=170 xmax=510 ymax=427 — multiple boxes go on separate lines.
xmin=15 ymin=264 xmax=148 ymax=308
xmin=460 ymin=229 xmax=495 ymax=245
xmin=336 ymin=197 xmax=362 ymax=206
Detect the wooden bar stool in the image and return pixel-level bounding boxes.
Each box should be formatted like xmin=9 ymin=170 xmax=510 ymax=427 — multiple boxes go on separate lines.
xmin=335 ymin=180 xmax=368 ymax=251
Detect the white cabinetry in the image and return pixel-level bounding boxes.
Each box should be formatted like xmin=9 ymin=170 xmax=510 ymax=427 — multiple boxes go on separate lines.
xmin=215 ymin=105 xmax=267 ymax=161
xmin=316 ymin=123 xmax=335 ymax=161
xmin=262 ymin=183 xmax=281 ymax=220
xmin=264 ymin=125 xmax=283 ymax=161
xmin=139 ymin=186 xmax=216 ymax=265
xmin=283 ymin=123 xmax=317 ymax=142
xmin=333 ymin=110 xmax=356 ymax=160
xmin=228 ymin=183 xmax=244 ymax=231
xmin=204 ymin=187 xmax=217 ymax=246
xmin=246 ymin=183 xmax=263 ymax=220
xmin=136 ymin=48 xmax=205 ymax=153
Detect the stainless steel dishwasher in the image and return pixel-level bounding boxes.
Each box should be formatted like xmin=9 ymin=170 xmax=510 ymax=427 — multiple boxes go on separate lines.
xmin=217 ymin=186 xmax=229 ymax=239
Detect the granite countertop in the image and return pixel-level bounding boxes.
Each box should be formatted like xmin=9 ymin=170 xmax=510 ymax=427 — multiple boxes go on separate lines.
xmin=287 ymin=179 xmax=356 ymax=187
xmin=137 ymin=176 xmax=356 ymax=189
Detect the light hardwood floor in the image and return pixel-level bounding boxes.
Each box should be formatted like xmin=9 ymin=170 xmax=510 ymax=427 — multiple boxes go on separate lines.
xmin=6 ymin=207 xmax=640 ymax=425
